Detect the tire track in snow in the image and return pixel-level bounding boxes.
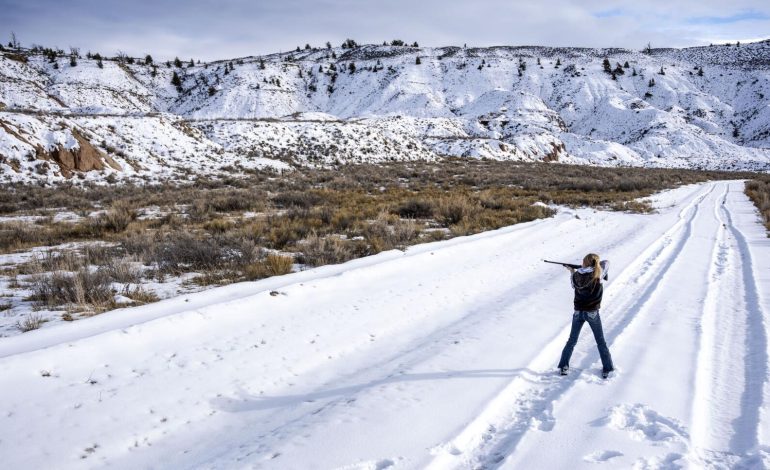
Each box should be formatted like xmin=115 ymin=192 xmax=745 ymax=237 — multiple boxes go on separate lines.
xmin=184 ymin=194 xmax=683 ymax=468
xmin=424 ymin=182 xmax=718 ymax=470
xmin=688 ymin=184 xmax=770 ymax=467
xmin=686 ymin=184 xmax=758 ymax=468
xmin=209 ymin=213 xmax=647 ymax=465
xmin=722 ymin=186 xmax=769 ymax=461
xmin=164 ymin=211 xmax=631 ymax=466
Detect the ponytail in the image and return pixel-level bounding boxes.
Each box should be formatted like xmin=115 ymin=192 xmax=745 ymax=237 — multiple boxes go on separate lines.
xmin=583 ymin=253 xmax=602 ymax=283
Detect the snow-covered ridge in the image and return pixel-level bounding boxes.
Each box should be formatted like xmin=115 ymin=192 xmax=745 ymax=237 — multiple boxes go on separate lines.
xmin=1 ymin=40 xmax=770 ymax=182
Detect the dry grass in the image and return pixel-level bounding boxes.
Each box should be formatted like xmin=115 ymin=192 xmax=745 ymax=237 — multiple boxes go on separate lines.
xmin=28 ymin=268 xmax=114 ymax=310
xmin=243 ymin=253 xmax=295 ymax=280
xmin=745 ymin=177 xmax=770 ymax=234
xmin=298 ymin=233 xmax=362 ymax=267
xmin=122 ymin=286 xmax=160 ymax=305
xmin=16 ymin=313 xmax=45 ymax=332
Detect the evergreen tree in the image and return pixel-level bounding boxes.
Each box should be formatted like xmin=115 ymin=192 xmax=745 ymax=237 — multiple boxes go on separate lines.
xmin=305 ymin=43 xmax=311 ymax=50
xmin=208 ymin=86 xmax=216 ymax=96
xmin=415 ymin=56 xmax=421 ymax=65
xmin=166 ymin=60 xmax=171 ymax=67
xmin=555 ymin=58 xmax=561 ymax=67
xmin=614 ymin=63 xmax=625 ymax=75
xmin=145 ymin=54 xmax=153 ymax=65
xmin=648 ymin=78 xmax=655 ymax=87
xmin=151 ymin=65 xmax=157 ymax=77
xmin=189 ymin=58 xmax=194 ymax=67
xmin=318 ymin=64 xmax=323 ymax=72
xmin=697 ymin=67 xmax=704 ymax=77
xmin=70 ymin=55 xmax=77 ymax=67
xmin=97 ymin=57 xmax=103 ymax=68
xmin=623 ymin=61 xmax=630 ymax=68
xmin=53 ymin=62 xmax=59 ymax=69
xmin=174 ymin=57 xmax=182 ymax=67
xmin=391 ymin=39 xmax=404 ymax=46
xmin=326 ymin=41 xmax=332 ymax=49
xmin=412 ymin=41 xmax=419 ymax=47
xmin=348 ymin=62 xmax=356 ymax=73
xmin=658 ymin=66 xmax=665 ymax=75
xmin=537 ymin=57 xmax=541 ymax=65
xmin=632 ymin=67 xmax=637 ymax=76
xmin=602 ymin=57 xmax=611 ymax=74
xmin=171 ymin=71 xmax=182 ymax=89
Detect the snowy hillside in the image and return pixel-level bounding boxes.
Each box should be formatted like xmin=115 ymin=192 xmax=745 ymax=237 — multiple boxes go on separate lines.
xmin=1 ymin=180 xmax=768 ymax=468
xmin=1 ymin=41 xmax=770 ymax=182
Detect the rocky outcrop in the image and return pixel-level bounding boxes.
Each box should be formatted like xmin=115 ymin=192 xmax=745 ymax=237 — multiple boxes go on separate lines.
xmin=38 ymin=129 xmax=121 ymax=177
xmin=543 ymin=142 xmax=566 ymax=162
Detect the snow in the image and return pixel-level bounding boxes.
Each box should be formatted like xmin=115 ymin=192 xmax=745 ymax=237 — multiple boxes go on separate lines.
xmin=1 ymin=180 xmax=768 ymax=468
xmin=2 ymin=41 xmax=770 ymax=183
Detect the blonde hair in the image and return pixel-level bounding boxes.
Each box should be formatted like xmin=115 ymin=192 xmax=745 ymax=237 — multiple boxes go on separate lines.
xmin=583 ymin=253 xmax=602 ymax=282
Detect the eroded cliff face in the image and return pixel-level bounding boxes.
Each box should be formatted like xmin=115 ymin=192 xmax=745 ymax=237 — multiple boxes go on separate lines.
xmin=42 ymin=129 xmax=121 ymax=176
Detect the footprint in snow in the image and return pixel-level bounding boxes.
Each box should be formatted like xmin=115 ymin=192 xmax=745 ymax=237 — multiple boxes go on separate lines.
xmin=334 ymin=458 xmax=397 ymax=469
xmin=597 ymin=403 xmax=688 ymax=443
xmin=632 ymin=452 xmax=684 ymax=470
xmin=583 ymin=450 xmax=623 ymax=463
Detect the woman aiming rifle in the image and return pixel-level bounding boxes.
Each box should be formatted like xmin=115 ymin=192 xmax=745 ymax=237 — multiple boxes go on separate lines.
xmin=555 ymin=254 xmax=615 ymax=379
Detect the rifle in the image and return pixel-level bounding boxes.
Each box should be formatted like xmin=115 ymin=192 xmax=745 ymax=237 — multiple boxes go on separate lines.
xmin=543 ymin=260 xmax=581 ymax=269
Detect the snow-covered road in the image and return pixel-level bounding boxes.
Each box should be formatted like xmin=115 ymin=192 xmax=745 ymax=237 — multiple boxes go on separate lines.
xmin=1 ymin=181 xmax=769 ymax=469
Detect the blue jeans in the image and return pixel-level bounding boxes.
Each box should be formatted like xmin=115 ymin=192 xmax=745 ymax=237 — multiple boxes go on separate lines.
xmin=558 ymin=310 xmax=614 ymax=373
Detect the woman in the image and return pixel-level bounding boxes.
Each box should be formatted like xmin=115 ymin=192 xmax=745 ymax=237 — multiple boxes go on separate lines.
xmin=557 ymin=253 xmax=614 ymax=379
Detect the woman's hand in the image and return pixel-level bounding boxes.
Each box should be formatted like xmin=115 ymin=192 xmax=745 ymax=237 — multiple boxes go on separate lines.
xmin=565 ymin=265 xmax=575 ymax=273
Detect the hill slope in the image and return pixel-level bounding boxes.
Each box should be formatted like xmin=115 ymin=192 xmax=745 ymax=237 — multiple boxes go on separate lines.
xmin=1 ymin=41 xmax=770 ymax=182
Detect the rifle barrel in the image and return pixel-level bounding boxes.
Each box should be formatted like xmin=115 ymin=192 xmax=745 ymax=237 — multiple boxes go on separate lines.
xmin=543 ymin=260 xmax=581 ymax=269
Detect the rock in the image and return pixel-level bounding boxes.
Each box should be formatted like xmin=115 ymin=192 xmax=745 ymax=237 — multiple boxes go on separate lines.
xmin=38 ymin=129 xmax=122 ymax=177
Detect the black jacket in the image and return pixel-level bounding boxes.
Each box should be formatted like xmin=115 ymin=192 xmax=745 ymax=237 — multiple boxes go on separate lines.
xmin=571 ymin=260 xmax=609 ymax=311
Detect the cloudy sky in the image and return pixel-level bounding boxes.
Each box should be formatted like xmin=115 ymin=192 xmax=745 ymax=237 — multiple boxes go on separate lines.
xmin=2 ymin=0 xmax=769 ymax=61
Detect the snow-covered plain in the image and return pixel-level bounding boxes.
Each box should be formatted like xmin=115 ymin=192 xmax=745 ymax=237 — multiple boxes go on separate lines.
xmin=2 ymin=41 xmax=770 ymax=182
xmin=1 ymin=180 xmax=768 ymax=469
